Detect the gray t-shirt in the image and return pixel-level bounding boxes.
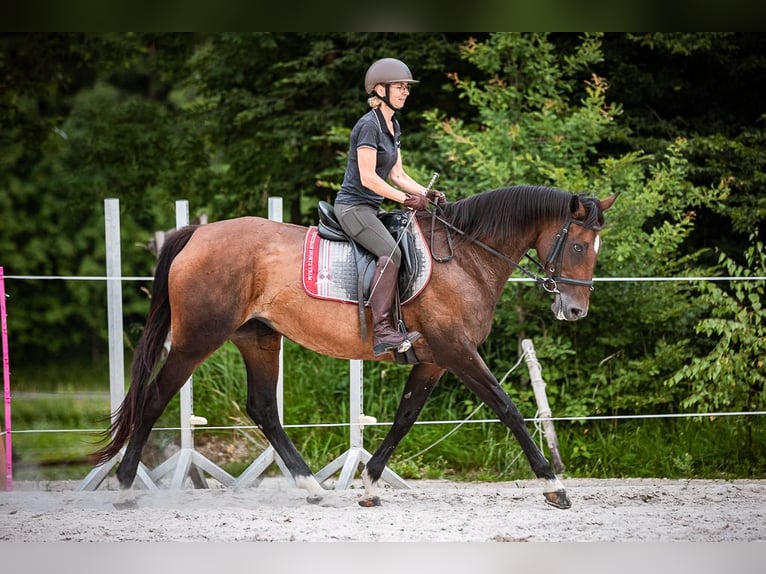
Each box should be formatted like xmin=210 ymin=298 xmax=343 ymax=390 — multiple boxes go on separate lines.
xmin=335 ymin=109 xmax=401 ymax=208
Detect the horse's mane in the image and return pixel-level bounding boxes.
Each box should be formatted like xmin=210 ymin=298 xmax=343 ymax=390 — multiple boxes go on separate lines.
xmin=440 ymin=185 xmax=603 ymax=245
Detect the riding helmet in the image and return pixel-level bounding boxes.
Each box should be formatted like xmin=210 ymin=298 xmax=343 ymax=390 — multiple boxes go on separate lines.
xmin=364 ymin=58 xmax=419 ymax=95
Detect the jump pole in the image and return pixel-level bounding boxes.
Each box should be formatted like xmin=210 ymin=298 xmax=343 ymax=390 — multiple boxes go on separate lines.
xmin=234 ymin=197 xmax=293 ymax=488
xmin=78 ymin=198 xmax=158 ymax=490
xmin=149 ymin=200 xmax=235 ymax=489
xmin=1 ymin=266 xmax=12 ymax=491
xmin=521 ymin=338 xmax=565 ymax=474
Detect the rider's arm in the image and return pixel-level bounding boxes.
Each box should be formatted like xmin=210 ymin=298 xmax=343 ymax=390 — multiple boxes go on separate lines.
xmin=358 ymin=147 xmax=425 ymax=204
xmin=388 ymin=151 xmax=427 ymax=197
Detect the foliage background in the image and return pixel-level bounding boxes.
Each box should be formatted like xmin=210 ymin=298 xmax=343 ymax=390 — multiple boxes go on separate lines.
xmin=2 ymin=33 xmax=764 ymax=479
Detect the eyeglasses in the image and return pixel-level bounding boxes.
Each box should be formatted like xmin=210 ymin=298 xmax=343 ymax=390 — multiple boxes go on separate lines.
xmin=389 ymin=83 xmax=411 ymax=93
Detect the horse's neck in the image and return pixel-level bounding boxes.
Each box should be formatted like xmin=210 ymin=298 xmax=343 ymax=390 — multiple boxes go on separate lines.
xmin=426 ymin=212 xmax=538 ymax=297
xmin=457 ymin=239 xmax=530 ymax=298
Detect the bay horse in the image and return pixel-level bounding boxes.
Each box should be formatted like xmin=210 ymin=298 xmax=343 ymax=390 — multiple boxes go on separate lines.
xmin=95 ymin=185 xmax=617 ymax=509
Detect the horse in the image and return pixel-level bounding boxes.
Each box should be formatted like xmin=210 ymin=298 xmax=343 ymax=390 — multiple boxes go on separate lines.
xmin=94 ymin=184 xmax=617 ymax=509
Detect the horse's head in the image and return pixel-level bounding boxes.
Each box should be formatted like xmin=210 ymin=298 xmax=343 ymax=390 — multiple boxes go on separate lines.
xmin=536 ymin=193 xmax=618 ymax=321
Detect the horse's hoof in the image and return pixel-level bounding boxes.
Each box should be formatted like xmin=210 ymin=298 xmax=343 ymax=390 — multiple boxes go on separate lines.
xmin=543 ymin=490 xmax=571 ymax=509
xmin=358 ymin=496 xmax=381 ymax=507
xmin=306 ymin=494 xmax=324 ymax=505
xmin=113 ymin=488 xmax=138 ymax=510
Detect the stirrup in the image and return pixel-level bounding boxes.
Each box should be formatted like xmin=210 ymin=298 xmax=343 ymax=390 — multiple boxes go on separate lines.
xmin=373 ymin=331 xmax=419 ymax=356
xmin=373 ymin=338 xmax=403 ymax=356
xmin=396 ymin=331 xmax=421 ymax=353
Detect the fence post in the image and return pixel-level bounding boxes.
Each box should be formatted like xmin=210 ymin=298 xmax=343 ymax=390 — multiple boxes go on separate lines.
xmin=148 ymin=200 xmax=235 ymax=489
xmin=1 ymin=266 xmax=12 ymax=491
xmin=78 ymin=199 xmax=158 ymax=490
xmin=234 ymin=197 xmax=294 ymax=487
xmin=314 ymin=359 xmax=408 ymax=491
xmin=522 ymin=338 xmax=565 ymax=474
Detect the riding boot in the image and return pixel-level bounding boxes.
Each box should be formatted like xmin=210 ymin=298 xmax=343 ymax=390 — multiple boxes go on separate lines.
xmin=369 ymin=256 xmax=421 ymax=356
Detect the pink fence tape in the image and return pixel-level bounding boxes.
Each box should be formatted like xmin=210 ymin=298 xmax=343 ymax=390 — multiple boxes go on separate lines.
xmin=1 ymin=266 xmax=12 ymax=490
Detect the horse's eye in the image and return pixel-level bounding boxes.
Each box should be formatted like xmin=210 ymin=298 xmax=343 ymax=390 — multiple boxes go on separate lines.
xmin=573 ymin=243 xmax=584 ymax=253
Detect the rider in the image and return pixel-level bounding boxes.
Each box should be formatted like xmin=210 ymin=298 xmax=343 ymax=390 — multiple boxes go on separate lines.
xmin=334 ymin=57 xmax=444 ymax=356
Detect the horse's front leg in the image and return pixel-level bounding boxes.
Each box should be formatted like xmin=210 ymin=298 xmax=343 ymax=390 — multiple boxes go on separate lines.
xmin=448 ymin=350 xmax=571 ymax=510
xmin=360 ymin=362 xmax=445 ymax=507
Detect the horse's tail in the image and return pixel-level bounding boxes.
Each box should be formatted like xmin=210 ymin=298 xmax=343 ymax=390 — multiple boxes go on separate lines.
xmin=93 ymin=225 xmax=199 ymax=465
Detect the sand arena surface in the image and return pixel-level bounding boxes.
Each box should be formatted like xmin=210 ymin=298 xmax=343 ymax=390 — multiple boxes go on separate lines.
xmin=1 ymin=477 xmax=765 ymax=542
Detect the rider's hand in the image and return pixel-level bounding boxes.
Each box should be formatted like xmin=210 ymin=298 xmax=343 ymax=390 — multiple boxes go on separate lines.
xmin=427 ymin=189 xmax=447 ymax=209
xmin=404 ymin=193 xmax=429 ymax=211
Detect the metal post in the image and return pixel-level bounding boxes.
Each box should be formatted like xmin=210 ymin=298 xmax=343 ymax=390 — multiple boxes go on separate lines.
xmin=177 ymin=201 xmax=193 ymax=453
xmin=1 ymin=266 xmax=13 ymax=491
xmin=149 ymin=200 xmax=234 ymax=489
xmin=316 ymin=359 xmax=408 ymax=490
xmin=521 ymin=338 xmax=565 ymax=473
xmin=78 ymin=199 xmax=157 ymax=490
xmin=268 ymin=197 xmax=285 ymax=426
xmin=234 ymin=197 xmax=293 ymax=487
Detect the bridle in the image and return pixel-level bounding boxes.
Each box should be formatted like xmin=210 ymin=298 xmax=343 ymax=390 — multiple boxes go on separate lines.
xmin=524 ymin=216 xmax=601 ymax=293
xmin=426 ymin=208 xmax=601 ymax=295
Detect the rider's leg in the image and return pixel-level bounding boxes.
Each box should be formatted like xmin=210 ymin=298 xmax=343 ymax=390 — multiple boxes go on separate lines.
xmin=369 ymin=255 xmax=420 ymax=355
xmin=335 ymin=204 xmax=420 ymax=354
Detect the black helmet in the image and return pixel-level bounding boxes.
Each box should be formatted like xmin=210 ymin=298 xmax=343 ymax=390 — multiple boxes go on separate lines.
xmin=364 ymin=58 xmax=419 ymax=94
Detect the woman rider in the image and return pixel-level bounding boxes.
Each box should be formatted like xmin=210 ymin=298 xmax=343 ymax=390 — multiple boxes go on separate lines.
xmin=333 ymin=58 xmax=445 ymax=356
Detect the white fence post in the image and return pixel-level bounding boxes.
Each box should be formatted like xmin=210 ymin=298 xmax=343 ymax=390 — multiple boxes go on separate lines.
xmin=78 ymin=199 xmax=157 ymax=490
xmin=522 ymin=338 xmax=565 ymax=473
xmin=148 ymin=200 xmax=235 ymax=489
xmin=315 ymin=359 xmax=409 ymax=490
xmin=233 ymin=197 xmax=294 ymax=488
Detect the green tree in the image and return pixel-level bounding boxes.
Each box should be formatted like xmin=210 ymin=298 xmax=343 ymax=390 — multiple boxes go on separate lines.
xmin=668 ymin=233 xmax=766 ymax=413
xmin=425 ymin=33 xmax=728 ymax=422
xmin=179 ymin=32 xmax=467 ymax=223
xmin=423 ymin=32 xmax=616 ymax=194
xmin=598 ymin=32 xmax=766 ymax=254
xmin=1 ymin=33 xmax=198 ymax=363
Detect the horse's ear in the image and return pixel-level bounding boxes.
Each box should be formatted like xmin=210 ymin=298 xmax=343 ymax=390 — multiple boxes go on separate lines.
xmin=569 ymin=194 xmax=581 ymax=215
xmin=599 ymin=192 xmax=620 ymax=212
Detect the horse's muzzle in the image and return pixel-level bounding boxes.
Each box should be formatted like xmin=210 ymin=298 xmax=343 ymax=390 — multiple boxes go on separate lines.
xmin=551 ymin=293 xmax=588 ymax=321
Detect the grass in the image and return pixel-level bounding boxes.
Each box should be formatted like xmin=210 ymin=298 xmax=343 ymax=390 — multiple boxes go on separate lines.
xmin=558 ymin=417 xmax=766 ymax=479
xmin=9 ymin=394 xmax=110 ymax=481
xmin=4 ymin=347 xmax=766 ymax=483
xmin=10 ymin=358 xmax=111 ymax=392
xmin=5 ymin=358 xmax=110 ymax=480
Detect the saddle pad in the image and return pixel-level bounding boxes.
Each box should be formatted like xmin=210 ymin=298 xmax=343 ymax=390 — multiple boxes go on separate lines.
xmin=302 ymin=219 xmax=432 ymax=305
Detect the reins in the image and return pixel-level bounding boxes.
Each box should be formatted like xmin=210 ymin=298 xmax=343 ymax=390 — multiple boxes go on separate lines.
xmin=424 ymin=202 xmax=599 ymax=294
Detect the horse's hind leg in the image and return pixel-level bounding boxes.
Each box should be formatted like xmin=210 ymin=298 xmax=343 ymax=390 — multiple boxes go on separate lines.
xmin=360 ymin=363 xmax=445 ymax=507
xmin=231 ymin=320 xmax=325 ymax=503
xmin=116 ymin=349 xmax=202 ymax=489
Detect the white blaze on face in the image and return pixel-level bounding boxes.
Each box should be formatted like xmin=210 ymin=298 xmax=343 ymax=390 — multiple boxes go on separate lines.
xmin=594 ymin=233 xmax=601 ymax=255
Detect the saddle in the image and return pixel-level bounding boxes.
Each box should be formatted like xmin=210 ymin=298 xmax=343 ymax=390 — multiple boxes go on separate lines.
xmin=315 ymin=201 xmax=425 ymax=364
xmin=317 ymin=201 xmax=420 ymax=297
